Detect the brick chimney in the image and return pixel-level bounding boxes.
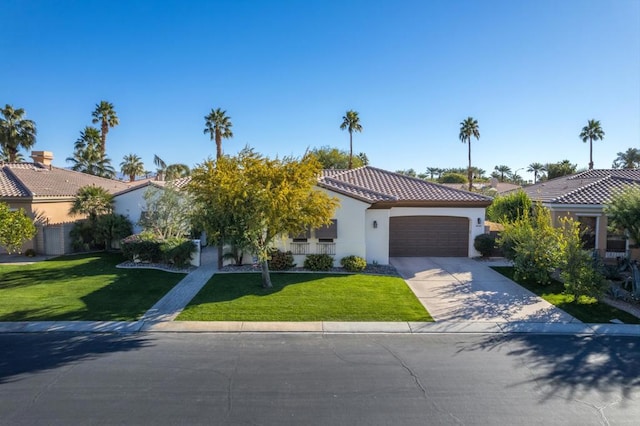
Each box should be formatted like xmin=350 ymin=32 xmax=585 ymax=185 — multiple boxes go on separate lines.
xmin=31 ymin=151 xmax=54 ymax=166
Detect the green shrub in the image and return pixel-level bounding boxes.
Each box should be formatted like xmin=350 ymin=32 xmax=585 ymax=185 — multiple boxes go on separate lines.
xmin=304 ymin=254 xmax=334 ymax=271
xmin=24 ymin=248 xmax=36 ymax=257
xmin=95 ymin=214 xmax=133 ymax=249
xmin=160 ymin=238 xmax=196 ymax=267
xmin=340 ymin=255 xmax=367 ymax=272
xmin=474 ymin=234 xmax=495 ymax=257
xmin=268 ymin=249 xmax=295 ymax=271
xmin=487 ymin=191 xmax=533 ymax=224
xmin=70 ymin=220 xmax=101 ymax=252
xmin=121 ymin=234 xmax=162 ymax=262
xmin=438 ymin=173 xmax=467 ymax=184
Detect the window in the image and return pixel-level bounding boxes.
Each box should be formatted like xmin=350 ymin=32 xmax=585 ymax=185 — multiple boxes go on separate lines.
xmin=577 ymin=216 xmax=597 ymax=250
xmin=315 ymin=220 xmax=337 ymax=239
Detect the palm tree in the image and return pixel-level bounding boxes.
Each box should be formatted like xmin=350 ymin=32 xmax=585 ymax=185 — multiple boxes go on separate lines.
xmin=340 ymin=110 xmax=363 ymax=170
xmin=426 ymin=167 xmax=439 ymax=180
xmin=66 ymin=126 xmax=115 ymax=178
xmin=0 ymin=105 xmax=37 ymax=162
xmin=527 ymin=162 xmax=546 ymax=184
xmin=579 ymin=119 xmax=605 ymax=169
xmin=0 ymin=146 xmax=24 ymax=162
xmin=459 ymin=117 xmax=480 ymax=191
xmin=91 ymin=101 xmax=119 ymax=155
xmin=69 ymin=185 xmax=114 ymax=222
xmin=494 ymin=165 xmax=511 ymax=182
xmin=612 ymin=148 xmax=640 ymax=169
xmin=153 ymin=154 xmax=190 ymax=181
xmin=120 ymin=154 xmax=145 ymax=182
xmin=204 ymin=108 xmax=233 ymax=159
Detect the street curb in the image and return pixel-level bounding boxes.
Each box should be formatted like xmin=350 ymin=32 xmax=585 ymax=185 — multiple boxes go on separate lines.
xmin=1 ymin=320 xmax=639 ymax=336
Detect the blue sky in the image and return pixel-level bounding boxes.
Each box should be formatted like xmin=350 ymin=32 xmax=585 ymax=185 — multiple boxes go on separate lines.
xmin=3 ymin=0 xmax=639 ymax=181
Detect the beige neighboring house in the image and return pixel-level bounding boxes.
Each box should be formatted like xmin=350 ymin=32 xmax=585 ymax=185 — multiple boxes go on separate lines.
xmin=520 ymin=169 xmax=640 ymax=261
xmin=0 ymin=151 xmax=133 ymax=255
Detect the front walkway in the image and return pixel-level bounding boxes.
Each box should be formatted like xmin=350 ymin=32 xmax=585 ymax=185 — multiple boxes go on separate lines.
xmin=391 ymin=257 xmax=580 ymax=323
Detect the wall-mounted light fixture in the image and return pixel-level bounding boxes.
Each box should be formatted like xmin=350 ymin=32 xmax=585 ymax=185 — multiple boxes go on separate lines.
xmin=477 ymin=218 xmax=482 ymax=225
xmin=373 ymin=220 xmax=378 ymax=229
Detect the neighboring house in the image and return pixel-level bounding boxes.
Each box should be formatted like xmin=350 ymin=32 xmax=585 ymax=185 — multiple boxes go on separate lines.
xmin=113 ymin=177 xmax=191 ymax=234
xmin=275 ymin=166 xmax=492 ymax=265
xmin=441 ymin=179 xmax=521 ymax=195
xmin=520 ymin=169 xmax=640 ymax=261
xmin=0 ymin=151 xmax=135 ymax=255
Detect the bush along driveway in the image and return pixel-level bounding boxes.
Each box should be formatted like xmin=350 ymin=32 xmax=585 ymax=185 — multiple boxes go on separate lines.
xmin=0 ymin=253 xmax=185 ymax=321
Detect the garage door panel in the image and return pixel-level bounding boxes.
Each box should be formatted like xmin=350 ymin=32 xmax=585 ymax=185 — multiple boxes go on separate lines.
xmin=389 ymin=216 xmax=469 ymax=257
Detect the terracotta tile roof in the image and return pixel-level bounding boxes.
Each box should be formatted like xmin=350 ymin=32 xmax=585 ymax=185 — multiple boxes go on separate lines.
xmin=0 ymin=162 xmax=132 ymax=198
xmin=522 ymin=169 xmax=640 ymax=205
xmin=318 ymin=167 xmax=492 ymax=205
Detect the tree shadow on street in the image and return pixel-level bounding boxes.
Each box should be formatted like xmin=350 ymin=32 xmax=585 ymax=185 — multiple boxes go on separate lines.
xmin=457 ymin=333 xmax=640 ymax=404
xmin=0 ymin=333 xmax=153 ymax=384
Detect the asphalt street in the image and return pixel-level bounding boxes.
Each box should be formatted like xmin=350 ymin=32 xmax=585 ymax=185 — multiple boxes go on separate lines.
xmin=0 ymin=333 xmax=638 ymax=425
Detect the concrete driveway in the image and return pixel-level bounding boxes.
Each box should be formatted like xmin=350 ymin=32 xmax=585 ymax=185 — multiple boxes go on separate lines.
xmin=391 ymin=257 xmax=580 ymax=323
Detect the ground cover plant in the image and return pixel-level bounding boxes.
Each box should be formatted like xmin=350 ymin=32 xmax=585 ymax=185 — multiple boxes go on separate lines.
xmin=491 ymin=266 xmax=640 ymax=324
xmin=0 ymin=252 xmax=184 ymax=321
xmin=177 ymin=273 xmax=432 ymax=322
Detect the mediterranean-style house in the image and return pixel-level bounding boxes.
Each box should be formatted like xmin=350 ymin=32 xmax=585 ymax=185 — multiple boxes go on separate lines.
xmin=0 ymin=151 xmax=134 ymax=255
xmin=274 ymin=167 xmax=492 ymax=265
xmin=520 ymin=169 xmax=640 ymax=261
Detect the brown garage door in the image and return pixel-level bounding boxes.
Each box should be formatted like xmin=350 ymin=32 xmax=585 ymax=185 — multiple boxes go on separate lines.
xmin=389 ymin=216 xmax=469 ymax=257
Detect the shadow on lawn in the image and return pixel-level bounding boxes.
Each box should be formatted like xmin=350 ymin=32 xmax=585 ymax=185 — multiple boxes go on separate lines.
xmin=189 ymin=272 xmax=331 ymax=304
xmin=457 ymin=333 xmax=640 ymax=402
xmin=0 ymin=333 xmax=153 ymax=384
xmin=0 ymin=253 xmax=183 ymax=321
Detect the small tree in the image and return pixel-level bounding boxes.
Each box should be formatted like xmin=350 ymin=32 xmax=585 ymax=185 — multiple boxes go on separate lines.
xmin=605 ymin=186 xmax=640 ymax=248
xmin=498 ymin=206 xmax=559 ymax=284
xmin=189 ymin=148 xmax=339 ymax=288
xmin=0 ymin=203 xmax=36 ymax=254
xmin=139 ymin=184 xmax=195 ymax=240
xmin=557 ymin=216 xmax=606 ymax=302
xmin=69 ymin=186 xmax=114 ymax=222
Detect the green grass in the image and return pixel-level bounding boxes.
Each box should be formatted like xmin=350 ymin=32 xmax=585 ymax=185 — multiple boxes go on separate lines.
xmin=491 ymin=266 xmax=640 ymax=324
xmin=0 ymin=252 xmax=185 ymax=321
xmin=177 ymin=273 xmax=432 ymax=322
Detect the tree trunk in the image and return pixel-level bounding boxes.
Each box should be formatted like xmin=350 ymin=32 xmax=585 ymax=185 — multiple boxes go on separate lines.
xmin=348 ymin=131 xmax=353 ymax=169
xmin=589 ymin=138 xmax=594 ymax=169
xmin=468 ymin=139 xmax=473 ymax=191
xmin=260 ymin=260 xmax=272 ymax=288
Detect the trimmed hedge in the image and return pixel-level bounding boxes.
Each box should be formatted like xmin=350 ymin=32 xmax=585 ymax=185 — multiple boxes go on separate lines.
xmin=474 ymin=234 xmax=496 ymax=257
xmin=304 ymin=254 xmax=334 ymax=271
xmin=340 ymin=255 xmax=367 ymax=272
xmin=121 ymin=234 xmax=195 ymax=267
xmin=268 ymin=249 xmax=296 ymax=271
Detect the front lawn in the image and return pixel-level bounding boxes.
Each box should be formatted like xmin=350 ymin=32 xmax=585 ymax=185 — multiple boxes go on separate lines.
xmin=0 ymin=253 xmax=185 ymax=321
xmin=177 ymin=273 xmax=432 ymax=321
xmin=491 ymin=267 xmax=640 ymax=324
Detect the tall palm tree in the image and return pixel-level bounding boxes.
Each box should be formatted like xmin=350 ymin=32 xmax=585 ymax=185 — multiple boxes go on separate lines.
xmin=527 ymin=162 xmax=546 ymax=184
xmin=204 ymin=108 xmax=233 ymax=159
xmin=91 ymin=101 xmax=119 ymax=155
xmin=579 ymin=119 xmax=605 ymax=170
xmin=612 ymin=148 xmax=640 ymax=169
xmin=340 ymin=110 xmax=363 ymax=170
xmin=426 ymin=167 xmax=439 ymax=180
xmin=459 ymin=117 xmax=480 ymax=191
xmin=120 ymin=153 xmax=145 ymax=182
xmin=0 ymin=146 xmax=24 ymax=162
xmin=0 ymin=105 xmax=37 ymax=162
xmin=66 ymin=126 xmax=115 ymax=178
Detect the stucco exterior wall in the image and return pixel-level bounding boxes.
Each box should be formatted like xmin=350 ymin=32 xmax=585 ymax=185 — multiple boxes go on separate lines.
xmin=389 ymin=206 xmax=487 ymax=257
xmin=114 ymin=187 xmax=149 ymax=234
xmin=365 ymin=209 xmax=391 ymax=264
xmin=549 ymin=206 xmax=609 ymax=255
